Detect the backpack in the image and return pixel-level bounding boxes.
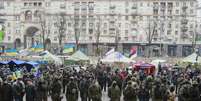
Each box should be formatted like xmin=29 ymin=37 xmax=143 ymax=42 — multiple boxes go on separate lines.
xmin=124 ymin=86 xmax=136 ymax=99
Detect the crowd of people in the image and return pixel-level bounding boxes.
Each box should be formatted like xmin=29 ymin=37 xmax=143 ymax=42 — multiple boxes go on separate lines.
xmin=0 ymin=62 xmax=201 ymax=101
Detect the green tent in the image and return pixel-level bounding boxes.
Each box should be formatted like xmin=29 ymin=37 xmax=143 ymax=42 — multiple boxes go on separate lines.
xmin=68 ymin=50 xmax=90 ymax=61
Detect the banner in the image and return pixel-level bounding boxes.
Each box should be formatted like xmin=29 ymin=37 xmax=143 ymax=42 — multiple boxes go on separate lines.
xmin=0 ymin=30 xmax=4 ymax=42
xmin=129 ymin=46 xmax=137 ymax=59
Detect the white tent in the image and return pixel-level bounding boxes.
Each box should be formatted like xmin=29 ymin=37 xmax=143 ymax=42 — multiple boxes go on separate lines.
xmin=68 ymin=50 xmax=90 ymax=61
xmin=40 ymin=51 xmax=63 ymax=65
xmin=101 ymin=51 xmax=135 ymax=63
xmin=182 ymin=53 xmax=201 ymax=63
xmin=151 ymin=59 xmax=167 ymax=76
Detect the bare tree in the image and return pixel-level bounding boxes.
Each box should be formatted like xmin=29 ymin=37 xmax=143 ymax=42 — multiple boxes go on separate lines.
xmin=192 ymin=24 xmax=198 ymax=52
xmin=145 ymin=19 xmax=157 ymax=57
xmin=55 ymin=13 xmax=67 ymax=54
xmin=38 ymin=14 xmax=46 ymax=51
xmin=95 ymin=17 xmax=101 ymax=56
xmin=73 ymin=16 xmax=80 ymax=50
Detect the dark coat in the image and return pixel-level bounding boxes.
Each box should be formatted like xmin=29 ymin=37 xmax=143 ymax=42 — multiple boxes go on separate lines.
xmin=26 ymin=84 xmax=36 ymax=101
xmin=2 ymin=82 xmax=13 ymax=101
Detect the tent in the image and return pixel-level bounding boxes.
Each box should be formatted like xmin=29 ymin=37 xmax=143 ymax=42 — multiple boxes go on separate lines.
xmin=182 ymin=53 xmax=201 ymax=63
xmin=151 ymin=59 xmax=167 ymax=76
xmin=8 ymin=60 xmax=26 ymax=65
xmin=23 ymin=61 xmax=39 ymax=67
xmin=21 ymin=61 xmax=39 ymax=72
xmin=68 ymin=50 xmax=90 ymax=61
xmin=133 ymin=63 xmax=155 ymax=75
xmin=0 ymin=61 xmax=8 ymax=65
xmin=39 ymin=51 xmax=62 ymax=65
xmin=101 ymin=51 xmax=134 ymax=63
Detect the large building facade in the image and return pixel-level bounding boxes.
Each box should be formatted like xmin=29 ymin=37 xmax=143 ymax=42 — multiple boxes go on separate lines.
xmin=0 ymin=0 xmax=199 ymax=57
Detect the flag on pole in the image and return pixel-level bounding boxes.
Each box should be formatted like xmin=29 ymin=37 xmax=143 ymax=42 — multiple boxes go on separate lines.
xmin=129 ymin=46 xmax=137 ymax=59
xmin=105 ymin=48 xmax=115 ymax=56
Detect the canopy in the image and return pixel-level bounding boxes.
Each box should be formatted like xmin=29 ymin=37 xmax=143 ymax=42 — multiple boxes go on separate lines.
xmin=68 ymin=50 xmax=90 ymax=61
xmin=182 ymin=53 xmax=201 ymax=63
xmin=0 ymin=61 xmax=8 ymax=65
xmin=101 ymin=51 xmax=134 ymax=63
xmin=39 ymin=51 xmax=62 ymax=65
xmin=23 ymin=61 xmax=39 ymax=67
xmin=134 ymin=63 xmax=155 ymax=69
xmin=21 ymin=61 xmax=39 ymax=72
xmin=8 ymin=60 xmax=26 ymax=65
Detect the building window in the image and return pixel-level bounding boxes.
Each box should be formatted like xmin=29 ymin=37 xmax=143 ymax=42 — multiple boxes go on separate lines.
xmin=104 ymin=23 xmax=107 ymax=28
xmin=125 ymin=16 xmax=129 ymax=20
xmin=167 ymin=30 xmax=171 ymax=35
xmin=125 ymin=9 xmax=128 ymax=13
xmin=190 ymin=24 xmax=193 ymax=28
xmin=190 ymin=9 xmax=194 ymax=14
xmin=124 ymin=37 xmax=128 ymax=41
xmin=34 ymin=11 xmax=41 ymax=17
xmin=54 ymin=37 xmax=57 ymax=41
xmin=38 ymin=2 xmax=42 ymax=7
xmin=176 ymin=10 xmax=179 ymax=14
xmin=89 ymin=29 xmax=93 ymax=34
xmin=147 ymin=3 xmax=150 ymax=7
xmin=89 ymin=23 xmax=93 ymax=27
xmin=68 ymin=23 xmax=71 ymax=27
xmin=60 ymin=4 xmax=66 ymax=9
xmin=190 ymin=2 xmax=194 ymax=7
xmin=175 ymin=31 xmax=178 ymax=35
xmin=176 ymin=2 xmax=179 ymax=6
xmin=25 ymin=10 xmax=32 ymax=21
xmin=125 ymin=1 xmax=129 ymax=6
xmin=24 ymin=2 xmax=27 ymax=6
xmin=29 ymin=3 xmax=32 ymax=6
xmin=183 ymin=2 xmax=186 ymax=6
xmin=118 ymin=23 xmax=121 ymax=27
xmin=46 ymin=2 xmax=51 ymax=7
xmin=104 ymin=30 xmax=107 ymax=34
xmin=34 ymin=2 xmax=37 ymax=6
xmin=118 ymin=37 xmax=121 ymax=41
xmin=175 ymin=24 xmax=179 ymax=28
xmin=140 ymin=16 xmax=143 ymax=20
xmin=16 ymin=29 xmax=20 ymax=34
xmin=140 ymin=2 xmax=143 ymax=7
xmin=125 ymin=30 xmax=128 ymax=35
xmin=88 ymin=2 xmax=94 ymax=10
xmin=168 ymin=23 xmax=172 ymax=28
xmin=15 ymin=16 xmax=20 ymax=21
xmin=7 ymin=22 xmax=10 ymax=27
xmin=8 ymin=36 xmax=11 ymax=41
xmin=89 ymin=36 xmax=92 ymax=40
xmin=7 ymin=2 xmax=10 ymax=6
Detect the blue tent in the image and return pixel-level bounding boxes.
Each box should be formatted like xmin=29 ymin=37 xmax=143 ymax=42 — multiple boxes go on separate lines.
xmin=0 ymin=61 xmax=8 ymax=65
xmin=23 ymin=61 xmax=39 ymax=67
xmin=8 ymin=60 xmax=26 ymax=65
xmin=21 ymin=61 xmax=39 ymax=72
